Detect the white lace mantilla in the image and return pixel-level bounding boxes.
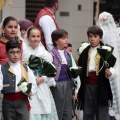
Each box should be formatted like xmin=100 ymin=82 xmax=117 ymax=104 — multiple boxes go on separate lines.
xmin=97 ymin=12 xmax=120 ymax=120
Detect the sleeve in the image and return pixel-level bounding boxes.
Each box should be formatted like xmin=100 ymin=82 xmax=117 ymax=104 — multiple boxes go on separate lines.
xmin=0 ymin=65 xmax=3 ymax=90
xmin=39 ymin=15 xmax=56 ymax=51
xmin=70 ymin=53 xmax=81 ymax=93
xmin=108 ymin=67 xmax=116 ymax=79
xmin=39 ymin=44 xmax=53 ymax=63
xmin=43 ymin=76 xmax=56 ymax=87
xmin=27 ymin=66 xmax=37 ymax=95
xmin=22 ymin=42 xmax=30 ymax=62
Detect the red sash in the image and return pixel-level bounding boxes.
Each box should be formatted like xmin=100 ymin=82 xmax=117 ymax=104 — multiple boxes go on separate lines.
xmin=3 ymin=92 xmax=31 ymax=111
xmin=87 ymin=72 xmax=98 ymax=85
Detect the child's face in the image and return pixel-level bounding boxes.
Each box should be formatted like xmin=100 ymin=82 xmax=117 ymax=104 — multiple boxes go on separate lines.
xmin=67 ymin=46 xmax=72 ymax=53
xmin=55 ymin=35 xmax=68 ymax=50
xmin=7 ymin=48 xmax=21 ymax=63
xmin=28 ymin=29 xmax=41 ymax=49
xmin=3 ymin=20 xmax=18 ymax=40
xmin=88 ymin=33 xmax=102 ymax=47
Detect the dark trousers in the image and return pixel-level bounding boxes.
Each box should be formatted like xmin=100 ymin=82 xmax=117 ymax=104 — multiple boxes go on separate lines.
xmin=83 ymin=84 xmax=109 ymax=120
xmin=50 ymin=80 xmax=72 ymax=120
xmin=110 ymin=116 xmax=116 ymax=120
xmin=2 ymin=99 xmax=29 ymax=120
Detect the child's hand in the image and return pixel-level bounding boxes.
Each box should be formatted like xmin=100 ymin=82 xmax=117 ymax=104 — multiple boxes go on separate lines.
xmin=28 ymin=92 xmax=32 ymax=97
xmin=36 ymin=77 xmax=44 ymax=85
xmin=72 ymin=93 xmax=78 ymax=101
xmin=105 ymin=68 xmax=112 ymax=76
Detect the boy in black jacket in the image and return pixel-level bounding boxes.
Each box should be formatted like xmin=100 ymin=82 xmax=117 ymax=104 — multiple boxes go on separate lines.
xmin=78 ymin=25 xmax=116 ymax=120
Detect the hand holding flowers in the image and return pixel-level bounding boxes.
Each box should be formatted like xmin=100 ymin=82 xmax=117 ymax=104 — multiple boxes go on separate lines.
xmin=17 ymin=77 xmax=32 ymax=96
xmin=69 ymin=66 xmax=82 ymax=78
xmin=28 ymin=55 xmax=57 ymax=77
xmin=97 ymin=44 xmax=114 ymax=71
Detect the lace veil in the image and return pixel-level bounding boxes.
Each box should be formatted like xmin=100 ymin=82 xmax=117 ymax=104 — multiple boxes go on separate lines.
xmin=97 ymin=12 xmax=120 ymax=120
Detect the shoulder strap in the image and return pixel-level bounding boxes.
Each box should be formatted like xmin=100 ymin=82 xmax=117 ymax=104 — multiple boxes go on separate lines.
xmin=68 ymin=53 xmax=72 ymax=67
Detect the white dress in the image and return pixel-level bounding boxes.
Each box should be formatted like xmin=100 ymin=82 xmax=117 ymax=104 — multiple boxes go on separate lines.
xmin=22 ymin=42 xmax=58 ymax=120
xmin=97 ymin=12 xmax=120 ymax=120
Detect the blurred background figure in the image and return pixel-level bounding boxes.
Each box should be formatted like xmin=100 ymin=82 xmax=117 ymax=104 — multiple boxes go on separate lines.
xmin=67 ymin=43 xmax=72 ymax=53
xmin=18 ymin=19 xmax=33 ymax=39
xmin=18 ymin=19 xmax=33 ymax=44
xmin=34 ymin=0 xmax=59 ymax=51
xmin=97 ymin=11 xmax=120 ymax=120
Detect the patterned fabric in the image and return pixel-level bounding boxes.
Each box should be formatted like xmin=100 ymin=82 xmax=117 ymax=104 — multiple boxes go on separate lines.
xmin=30 ymin=90 xmax=58 ymax=120
xmin=109 ymin=79 xmax=120 ymax=119
xmin=51 ymin=47 xmax=70 ymax=81
xmin=97 ymin=12 xmax=120 ymax=119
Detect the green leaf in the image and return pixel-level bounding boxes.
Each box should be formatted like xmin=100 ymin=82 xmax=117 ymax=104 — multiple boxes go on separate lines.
xmin=69 ymin=66 xmax=82 ymax=78
xmin=25 ymin=83 xmax=32 ymax=95
xmin=17 ymin=77 xmax=26 ymax=86
xmin=28 ymin=55 xmax=57 ymax=77
xmin=28 ymin=55 xmax=43 ymax=70
xmin=97 ymin=48 xmax=108 ymax=61
xmin=97 ymin=44 xmax=114 ymax=61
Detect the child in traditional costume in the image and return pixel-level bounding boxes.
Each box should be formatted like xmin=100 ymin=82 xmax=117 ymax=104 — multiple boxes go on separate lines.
xmin=50 ymin=29 xmax=80 ymax=120
xmin=78 ymin=25 xmax=116 ymax=120
xmin=22 ymin=27 xmax=58 ymax=120
xmin=0 ymin=40 xmax=37 ymax=120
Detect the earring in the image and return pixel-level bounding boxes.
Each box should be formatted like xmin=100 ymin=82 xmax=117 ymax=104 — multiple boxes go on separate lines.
xmin=2 ymin=31 xmax=5 ymax=37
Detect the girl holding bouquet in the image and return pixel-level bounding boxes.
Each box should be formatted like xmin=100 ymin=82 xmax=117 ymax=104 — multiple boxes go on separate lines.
xmin=22 ymin=27 xmax=58 ymax=120
xmin=50 ymin=29 xmax=80 ymax=120
xmin=78 ymin=25 xmax=116 ymax=120
xmin=97 ymin=12 xmax=120 ymax=120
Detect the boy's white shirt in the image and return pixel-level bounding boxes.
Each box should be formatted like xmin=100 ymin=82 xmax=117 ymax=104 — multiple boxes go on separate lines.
xmin=89 ymin=46 xmax=116 ymax=78
xmin=57 ymin=50 xmax=81 ymax=93
xmin=0 ymin=61 xmax=37 ymax=95
xmin=39 ymin=15 xmax=56 ymax=51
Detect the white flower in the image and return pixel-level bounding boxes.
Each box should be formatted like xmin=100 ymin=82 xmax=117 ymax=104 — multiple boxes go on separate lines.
xmin=70 ymin=66 xmax=78 ymax=70
xmin=81 ymin=43 xmax=89 ymax=47
xmin=78 ymin=47 xmax=84 ymax=54
xmin=102 ymin=46 xmax=112 ymax=51
xmin=18 ymin=82 xmax=28 ymax=93
xmin=107 ymin=46 xmax=112 ymax=51
xmin=109 ymin=109 xmax=115 ymax=116
xmin=78 ymin=42 xmax=89 ymax=54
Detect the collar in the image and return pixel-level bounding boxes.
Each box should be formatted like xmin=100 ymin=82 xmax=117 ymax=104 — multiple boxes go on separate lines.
xmin=58 ymin=49 xmax=64 ymax=53
xmin=45 ymin=7 xmax=55 ymax=18
xmin=90 ymin=45 xmax=100 ymax=50
xmin=9 ymin=60 xmax=20 ymax=67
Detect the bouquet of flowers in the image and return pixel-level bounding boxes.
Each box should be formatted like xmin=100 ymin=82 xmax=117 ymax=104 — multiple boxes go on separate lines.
xmin=17 ymin=77 xmax=32 ymax=96
xmin=28 ymin=55 xmax=57 ymax=77
xmin=97 ymin=44 xmax=114 ymax=68
xmin=69 ymin=66 xmax=82 ymax=78
xmin=77 ymin=42 xmax=89 ymax=55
